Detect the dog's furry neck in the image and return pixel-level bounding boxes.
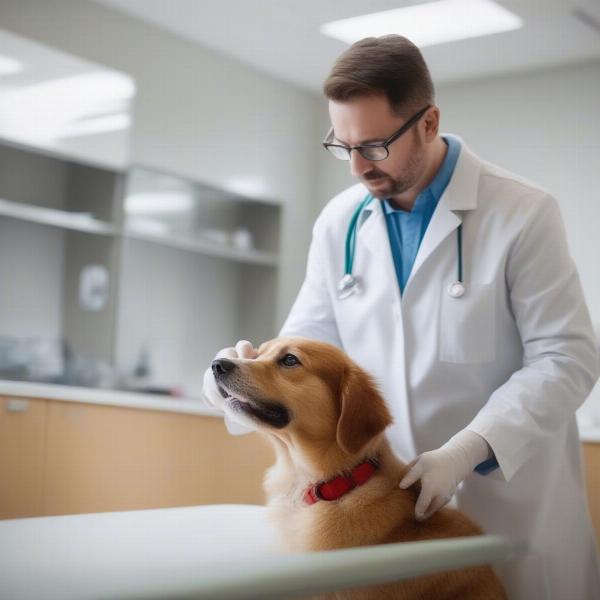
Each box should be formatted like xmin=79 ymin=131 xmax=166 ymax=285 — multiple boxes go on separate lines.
xmin=264 ymin=432 xmax=408 ymax=508
xmin=262 ymin=434 xmax=417 ymax=552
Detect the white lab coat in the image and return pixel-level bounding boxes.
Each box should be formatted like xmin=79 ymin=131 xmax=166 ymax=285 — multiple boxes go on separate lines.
xmin=279 ymin=135 xmax=600 ymax=600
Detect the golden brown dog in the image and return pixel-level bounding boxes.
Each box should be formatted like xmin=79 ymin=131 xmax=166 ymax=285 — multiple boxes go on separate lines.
xmin=212 ymin=336 xmax=506 ymax=599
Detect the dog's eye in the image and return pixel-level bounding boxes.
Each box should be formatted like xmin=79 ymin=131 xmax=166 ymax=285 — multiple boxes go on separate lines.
xmin=279 ymin=353 xmax=300 ymax=367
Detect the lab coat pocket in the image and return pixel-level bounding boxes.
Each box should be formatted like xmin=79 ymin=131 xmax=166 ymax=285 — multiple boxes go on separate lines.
xmin=439 ymin=282 xmax=496 ymax=364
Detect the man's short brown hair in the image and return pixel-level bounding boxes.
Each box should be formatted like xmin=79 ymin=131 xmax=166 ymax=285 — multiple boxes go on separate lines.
xmin=323 ymin=35 xmax=435 ymax=117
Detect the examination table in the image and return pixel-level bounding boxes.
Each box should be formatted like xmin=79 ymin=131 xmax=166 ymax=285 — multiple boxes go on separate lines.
xmin=0 ymin=504 xmax=525 ymax=599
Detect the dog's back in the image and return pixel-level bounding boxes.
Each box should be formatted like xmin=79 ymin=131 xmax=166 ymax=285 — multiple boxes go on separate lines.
xmin=266 ymin=440 xmax=506 ymax=599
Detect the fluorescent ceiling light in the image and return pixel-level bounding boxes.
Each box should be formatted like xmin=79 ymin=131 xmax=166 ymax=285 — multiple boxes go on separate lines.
xmin=0 ymin=70 xmax=135 ymax=142
xmin=320 ymin=0 xmax=523 ymax=48
xmin=0 ymin=54 xmax=23 ymax=76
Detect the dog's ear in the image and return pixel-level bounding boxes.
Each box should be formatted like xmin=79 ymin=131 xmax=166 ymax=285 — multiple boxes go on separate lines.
xmin=336 ymin=364 xmax=393 ymax=455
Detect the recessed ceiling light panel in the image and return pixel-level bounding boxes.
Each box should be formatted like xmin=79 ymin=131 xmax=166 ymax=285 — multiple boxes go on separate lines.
xmin=320 ymin=0 xmax=523 ymax=48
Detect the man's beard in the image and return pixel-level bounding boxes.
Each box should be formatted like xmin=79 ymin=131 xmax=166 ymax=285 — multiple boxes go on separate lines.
xmin=360 ymin=138 xmax=425 ymax=200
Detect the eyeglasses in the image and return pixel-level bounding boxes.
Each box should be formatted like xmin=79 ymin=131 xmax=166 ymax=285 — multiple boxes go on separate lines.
xmin=322 ymin=105 xmax=431 ymax=161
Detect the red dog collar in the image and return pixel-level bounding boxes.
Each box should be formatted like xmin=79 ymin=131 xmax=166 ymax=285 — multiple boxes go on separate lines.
xmin=303 ymin=458 xmax=379 ymax=505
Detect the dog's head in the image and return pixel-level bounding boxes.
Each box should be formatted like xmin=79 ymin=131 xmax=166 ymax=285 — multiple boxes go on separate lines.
xmin=212 ymin=337 xmax=392 ymax=458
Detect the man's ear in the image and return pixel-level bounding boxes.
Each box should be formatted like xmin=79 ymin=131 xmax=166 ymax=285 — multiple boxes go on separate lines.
xmin=336 ymin=364 xmax=393 ymax=455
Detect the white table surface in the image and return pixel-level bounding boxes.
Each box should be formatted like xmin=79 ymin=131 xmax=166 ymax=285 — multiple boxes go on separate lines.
xmin=0 ymin=504 xmax=525 ymax=600
xmin=0 ymin=504 xmax=279 ymax=600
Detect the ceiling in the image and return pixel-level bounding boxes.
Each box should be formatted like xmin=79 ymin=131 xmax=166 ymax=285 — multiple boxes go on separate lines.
xmin=0 ymin=29 xmax=135 ymax=168
xmin=93 ymin=0 xmax=600 ymax=93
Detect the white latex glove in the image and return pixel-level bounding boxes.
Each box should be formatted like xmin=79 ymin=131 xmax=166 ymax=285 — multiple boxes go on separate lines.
xmin=399 ymin=430 xmax=492 ymax=521
xmin=202 ymin=340 xmax=258 ymax=435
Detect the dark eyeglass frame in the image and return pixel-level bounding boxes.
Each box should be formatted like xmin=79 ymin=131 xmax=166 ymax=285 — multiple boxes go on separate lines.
xmin=322 ymin=104 xmax=432 ymax=161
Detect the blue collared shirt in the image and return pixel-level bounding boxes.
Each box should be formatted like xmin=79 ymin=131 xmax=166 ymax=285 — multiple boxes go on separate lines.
xmin=382 ymin=135 xmax=460 ymax=295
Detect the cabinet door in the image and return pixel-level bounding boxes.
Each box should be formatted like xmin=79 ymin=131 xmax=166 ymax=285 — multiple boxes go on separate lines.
xmin=214 ymin=425 xmax=275 ymax=503
xmin=583 ymin=443 xmax=600 ymax=550
xmin=0 ymin=396 xmax=47 ymax=519
xmin=44 ymin=400 xmax=273 ymax=516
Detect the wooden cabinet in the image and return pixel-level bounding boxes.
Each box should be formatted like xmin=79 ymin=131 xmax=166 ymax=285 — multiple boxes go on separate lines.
xmin=5 ymin=395 xmax=598 ymax=539
xmin=583 ymin=442 xmax=600 ymax=550
xmin=0 ymin=396 xmax=274 ymax=519
xmin=0 ymin=397 xmax=47 ymax=518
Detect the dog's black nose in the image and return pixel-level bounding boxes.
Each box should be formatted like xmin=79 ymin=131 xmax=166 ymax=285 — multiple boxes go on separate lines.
xmin=212 ymin=358 xmax=236 ymax=377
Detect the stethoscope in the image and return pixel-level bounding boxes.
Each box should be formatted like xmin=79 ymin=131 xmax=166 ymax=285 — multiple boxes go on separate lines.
xmin=337 ymin=194 xmax=465 ymax=300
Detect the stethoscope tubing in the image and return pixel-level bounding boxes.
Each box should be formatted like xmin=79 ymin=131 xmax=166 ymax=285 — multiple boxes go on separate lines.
xmin=457 ymin=219 xmax=463 ymax=283
xmin=344 ymin=194 xmax=374 ymax=275
xmin=341 ymin=194 xmax=465 ymax=299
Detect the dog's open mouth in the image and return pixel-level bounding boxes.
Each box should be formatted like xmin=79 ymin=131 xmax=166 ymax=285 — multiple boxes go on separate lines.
xmin=217 ymin=383 xmax=247 ymax=403
xmin=217 ymin=383 xmax=290 ymax=429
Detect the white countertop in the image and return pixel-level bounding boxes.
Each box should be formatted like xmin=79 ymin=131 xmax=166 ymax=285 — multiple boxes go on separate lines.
xmin=0 ymin=379 xmax=222 ymax=417
xmin=578 ymin=425 xmax=600 ymax=444
xmin=577 ymin=404 xmax=600 ymax=443
xmin=3 ymin=379 xmax=600 ymax=442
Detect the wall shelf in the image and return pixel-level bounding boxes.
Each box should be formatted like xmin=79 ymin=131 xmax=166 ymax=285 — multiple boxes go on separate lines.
xmin=0 ymin=198 xmax=279 ymax=266
xmin=124 ymin=228 xmax=279 ymax=267
xmin=0 ymin=141 xmax=282 ymax=393
xmin=0 ymin=198 xmax=117 ymax=236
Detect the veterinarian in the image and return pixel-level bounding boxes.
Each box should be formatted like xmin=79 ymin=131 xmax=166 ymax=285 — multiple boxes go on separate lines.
xmin=203 ymin=35 xmax=600 ymax=599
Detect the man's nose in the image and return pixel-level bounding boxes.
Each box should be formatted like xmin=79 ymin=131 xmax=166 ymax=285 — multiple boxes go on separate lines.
xmin=349 ymin=150 xmax=373 ymax=178
xmin=212 ymin=358 xmax=236 ymax=376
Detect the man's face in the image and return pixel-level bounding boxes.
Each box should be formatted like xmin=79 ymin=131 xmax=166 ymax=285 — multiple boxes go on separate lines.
xmin=328 ymin=95 xmax=429 ymax=200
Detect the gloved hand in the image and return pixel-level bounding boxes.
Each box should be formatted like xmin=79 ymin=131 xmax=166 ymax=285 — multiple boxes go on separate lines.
xmin=202 ymin=340 xmax=258 ymax=435
xmin=399 ymin=429 xmax=492 ymax=521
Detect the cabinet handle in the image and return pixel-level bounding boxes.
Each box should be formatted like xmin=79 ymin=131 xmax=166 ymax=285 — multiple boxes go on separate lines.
xmin=6 ymin=398 xmax=30 ymax=413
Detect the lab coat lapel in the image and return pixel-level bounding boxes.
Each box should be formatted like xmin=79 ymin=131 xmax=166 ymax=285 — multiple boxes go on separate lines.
xmin=355 ymin=199 xmax=387 ymax=258
xmin=355 ymin=199 xmax=403 ymax=305
xmin=405 ymin=141 xmax=481 ymax=293
xmin=407 ymin=196 xmax=462 ymax=286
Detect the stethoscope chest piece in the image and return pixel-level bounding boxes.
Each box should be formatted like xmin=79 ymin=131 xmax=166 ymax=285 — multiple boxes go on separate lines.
xmin=448 ymin=281 xmax=465 ymax=298
xmin=338 ymin=273 xmax=361 ymax=299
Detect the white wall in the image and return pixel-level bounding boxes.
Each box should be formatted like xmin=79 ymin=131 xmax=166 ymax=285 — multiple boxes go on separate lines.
xmin=114 ymin=239 xmax=239 ymax=389
xmin=0 ymin=0 xmax=322 ymax=332
xmin=0 ymin=219 xmax=65 ymax=339
xmin=0 ymin=146 xmax=69 ymax=340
